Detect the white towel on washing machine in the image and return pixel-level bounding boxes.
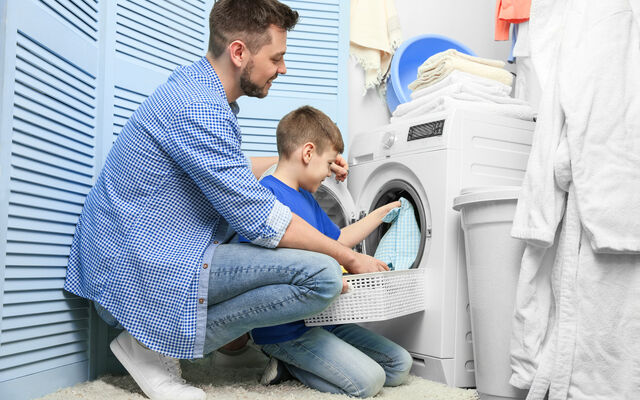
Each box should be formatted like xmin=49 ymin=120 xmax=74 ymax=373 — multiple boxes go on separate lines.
xmin=391 ymin=96 xmax=534 ymax=123
xmin=409 ymin=49 xmax=513 ymax=91
xmin=410 ymin=70 xmax=513 ymax=100
xmin=395 ymin=81 xmax=522 ymax=120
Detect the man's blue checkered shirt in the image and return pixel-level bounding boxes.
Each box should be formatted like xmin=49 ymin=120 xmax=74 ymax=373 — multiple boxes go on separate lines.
xmin=64 ymin=57 xmax=292 ymax=359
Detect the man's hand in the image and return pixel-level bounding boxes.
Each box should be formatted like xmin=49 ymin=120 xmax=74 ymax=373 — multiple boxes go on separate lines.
xmin=343 ymin=251 xmax=389 ymax=274
xmin=330 ymin=154 xmax=349 ymax=182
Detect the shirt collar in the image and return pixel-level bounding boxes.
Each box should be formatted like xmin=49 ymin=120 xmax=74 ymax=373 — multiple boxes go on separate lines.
xmin=195 ymin=57 xmax=240 ymax=115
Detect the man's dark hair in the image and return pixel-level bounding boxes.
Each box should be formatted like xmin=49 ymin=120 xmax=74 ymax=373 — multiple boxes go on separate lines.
xmin=209 ymin=0 xmax=299 ymax=58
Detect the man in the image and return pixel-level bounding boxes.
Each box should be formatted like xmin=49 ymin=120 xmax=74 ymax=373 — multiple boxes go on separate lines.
xmin=64 ymin=1 xmax=388 ymax=399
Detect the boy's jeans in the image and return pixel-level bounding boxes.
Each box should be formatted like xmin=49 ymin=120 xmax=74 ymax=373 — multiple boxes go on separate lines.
xmin=262 ymin=324 xmax=413 ymax=398
xmin=96 ymin=243 xmax=343 ymax=356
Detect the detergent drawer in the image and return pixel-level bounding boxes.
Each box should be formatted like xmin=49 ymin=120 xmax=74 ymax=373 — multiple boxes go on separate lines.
xmin=304 ymin=268 xmax=426 ymax=326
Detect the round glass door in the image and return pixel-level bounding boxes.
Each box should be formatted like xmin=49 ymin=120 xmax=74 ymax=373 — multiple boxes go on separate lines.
xmin=363 ymin=179 xmax=430 ymax=269
xmin=312 ymin=179 xmax=357 ymax=229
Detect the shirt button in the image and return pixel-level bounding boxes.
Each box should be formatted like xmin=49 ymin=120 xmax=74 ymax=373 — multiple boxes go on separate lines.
xmin=203 ymin=263 xmax=208 ymax=269
xmin=213 ymin=240 xmax=219 ymax=244
xmin=198 ymin=298 xmax=204 ymax=304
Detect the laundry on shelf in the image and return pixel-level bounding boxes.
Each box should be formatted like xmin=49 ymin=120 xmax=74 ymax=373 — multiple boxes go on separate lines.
xmin=392 ymin=49 xmax=534 ymax=123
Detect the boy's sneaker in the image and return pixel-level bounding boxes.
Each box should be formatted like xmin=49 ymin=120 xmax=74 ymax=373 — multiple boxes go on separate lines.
xmin=260 ymin=357 xmax=293 ymax=386
xmin=110 ymin=330 xmax=206 ymax=400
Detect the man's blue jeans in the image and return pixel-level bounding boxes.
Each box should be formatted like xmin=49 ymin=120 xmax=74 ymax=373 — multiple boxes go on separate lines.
xmin=202 ymin=243 xmax=343 ymax=354
xmin=95 ymin=243 xmax=343 ymax=356
xmin=262 ymin=324 xmax=412 ymax=398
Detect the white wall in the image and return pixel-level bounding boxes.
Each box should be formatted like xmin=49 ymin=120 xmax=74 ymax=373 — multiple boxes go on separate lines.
xmin=348 ymin=0 xmax=514 ymax=147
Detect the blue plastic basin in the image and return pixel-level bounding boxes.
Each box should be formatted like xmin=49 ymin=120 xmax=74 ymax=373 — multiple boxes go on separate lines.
xmin=386 ymin=34 xmax=476 ymax=113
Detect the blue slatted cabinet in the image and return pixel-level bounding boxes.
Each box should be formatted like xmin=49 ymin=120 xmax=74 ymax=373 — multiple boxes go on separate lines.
xmin=0 ymin=1 xmax=349 ymax=398
xmin=96 ymin=0 xmax=215 ymax=376
xmin=0 ymin=1 xmax=99 ymax=398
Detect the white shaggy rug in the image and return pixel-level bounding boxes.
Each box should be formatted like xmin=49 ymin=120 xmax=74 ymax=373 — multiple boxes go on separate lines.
xmin=38 ymin=347 xmax=479 ymax=400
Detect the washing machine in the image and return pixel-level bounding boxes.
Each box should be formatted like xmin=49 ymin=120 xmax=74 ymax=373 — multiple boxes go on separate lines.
xmin=313 ymin=104 xmax=535 ymax=388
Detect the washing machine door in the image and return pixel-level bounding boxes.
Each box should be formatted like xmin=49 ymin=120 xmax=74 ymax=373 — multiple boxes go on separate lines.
xmin=312 ymin=178 xmax=359 ymax=229
xmin=356 ymin=177 xmax=432 ymax=269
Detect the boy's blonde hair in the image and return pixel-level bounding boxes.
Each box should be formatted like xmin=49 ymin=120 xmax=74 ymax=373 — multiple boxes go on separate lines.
xmin=276 ymin=106 xmax=344 ymax=158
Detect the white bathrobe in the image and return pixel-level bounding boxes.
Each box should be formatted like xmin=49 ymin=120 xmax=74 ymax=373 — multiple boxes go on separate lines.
xmin=510 ymin=0 xmax=640 ymax=398
xmin=513 ymin=0 xmax=640 ymax=252
xmin=513 ymin=176 xmax=640 ymax=400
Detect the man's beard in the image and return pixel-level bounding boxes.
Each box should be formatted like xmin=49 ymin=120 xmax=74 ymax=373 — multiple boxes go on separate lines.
xmin=240 ymin=59 xmax=277 ymax=98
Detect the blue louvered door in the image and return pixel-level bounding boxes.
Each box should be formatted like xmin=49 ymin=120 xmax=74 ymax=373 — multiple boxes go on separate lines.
xmin=0 ymin=1 xmax=99 ymax=398
xmin=239 ymin=0 xmax=350 ymax=157
xmin=0 ymin=0 xmax=349 ymax=398
xmin=101 ymin=0 xmax=214 ymax=155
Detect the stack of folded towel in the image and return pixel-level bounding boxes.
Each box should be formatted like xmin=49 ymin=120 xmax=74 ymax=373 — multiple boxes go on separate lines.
xmin=391 ymin=49 xmax=535 ymax=122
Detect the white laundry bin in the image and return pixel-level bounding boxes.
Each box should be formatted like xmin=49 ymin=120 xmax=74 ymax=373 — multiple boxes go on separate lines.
xmin=453 ymin=187 xmax=528 ymax=400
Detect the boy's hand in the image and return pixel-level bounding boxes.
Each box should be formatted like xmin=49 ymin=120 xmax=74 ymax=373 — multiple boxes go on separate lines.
xmin=385 ymin=201 xmax=402 ymax=213
xmin=341 ymin=277 xmax=351 ymax=294
xmin=371 ymin=201 xmax=401 ymax=220
xmin=331 ymin=154 xmax=349 ymax=182
xmin=344 ymin=251 xmax=389 ymax=274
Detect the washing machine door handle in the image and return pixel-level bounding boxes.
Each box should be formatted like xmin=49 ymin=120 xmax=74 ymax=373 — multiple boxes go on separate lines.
xmin=352 ymin=210 xmax=368 ymax=254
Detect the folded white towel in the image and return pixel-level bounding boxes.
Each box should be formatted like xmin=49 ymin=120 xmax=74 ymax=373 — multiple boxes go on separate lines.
xmin=397 ymin=81 xmax=523 ymax=119
xmin=453 ymin=90 xmax=529 ymax=106
xmin=409 ymin=49 xmax=513 ymax=91
xmin=410 ymin=62 xmax=514 ymax=92
xmin=394 ymin=81 xmax=529 ymax=120
xmin=417 ymin=49 xmax=505 ymax=73
xmin=395 ymin=82 xmax=465 ymax=118
xmin=446 ymin=98 xmax=534 ymax=120
xmin=390 ymin=97 xmax=535 ymax=123
xmin=411 ymin=70 xmax=512 ymax=100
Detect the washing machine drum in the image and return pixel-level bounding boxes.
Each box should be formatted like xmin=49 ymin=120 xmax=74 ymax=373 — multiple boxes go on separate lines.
xmin=314 ymin=179 xmax=429 ymax=269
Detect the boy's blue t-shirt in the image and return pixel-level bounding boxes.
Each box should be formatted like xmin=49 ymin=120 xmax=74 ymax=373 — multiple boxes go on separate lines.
xmin=238 ymin=175 xmax=340 ymax=344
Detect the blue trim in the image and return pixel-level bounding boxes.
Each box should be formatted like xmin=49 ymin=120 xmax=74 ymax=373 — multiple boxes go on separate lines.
xmin=0 ymin=0 xmax=14 ymax=339
xmin=0 ymin=360 xmax=89 ymax=400
xmin=193 ymin=225 xmax=227 ymax=357
xmin=0 ymin=0 xmax=97 ymax=391
xmin=337 ymin=0 xmax=350 ymax=155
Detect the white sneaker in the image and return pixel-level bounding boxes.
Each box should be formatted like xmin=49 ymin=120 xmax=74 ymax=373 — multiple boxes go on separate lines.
xmin=260 ymin=357 xmax=293 ymax=386
xmin=110 ymin=331 xmax=206 ymax=400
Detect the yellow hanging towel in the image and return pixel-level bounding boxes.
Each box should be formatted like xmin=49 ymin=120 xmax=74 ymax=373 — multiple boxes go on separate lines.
xmin=350 ymin=0 xmax=402 ymax=92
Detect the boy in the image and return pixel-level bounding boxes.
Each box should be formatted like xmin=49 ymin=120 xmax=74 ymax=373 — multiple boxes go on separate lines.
xmin=239 ymin=106 xmax=412 ymax=398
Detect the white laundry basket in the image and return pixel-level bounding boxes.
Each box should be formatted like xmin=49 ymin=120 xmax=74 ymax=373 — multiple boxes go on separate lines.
xmin=453 ymin=187 xmax=528 ymax=400
xmin=304 ymin=268 xmax=426 ymax=326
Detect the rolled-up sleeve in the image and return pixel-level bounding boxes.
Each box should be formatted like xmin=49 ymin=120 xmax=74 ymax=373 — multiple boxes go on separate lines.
xmin=161 ymin=101 xmax=291 ymax=247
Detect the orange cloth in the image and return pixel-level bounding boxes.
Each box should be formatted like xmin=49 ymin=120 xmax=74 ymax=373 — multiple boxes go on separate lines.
xmin=495 ymin=0 xmax=531 ymax=41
